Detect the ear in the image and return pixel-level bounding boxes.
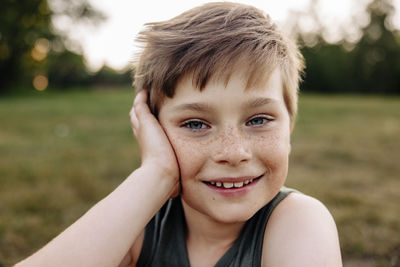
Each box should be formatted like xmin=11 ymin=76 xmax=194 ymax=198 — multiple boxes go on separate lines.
xmin=289 ymin=123 xmax=294 ymax=155
xmin=290 ymin=121 xmax=295 ymax=134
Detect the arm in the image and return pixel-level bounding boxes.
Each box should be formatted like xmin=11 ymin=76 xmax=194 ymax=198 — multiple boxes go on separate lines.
xmin=262 ymin=193 xmax=342 ymax=267
xmin=15 ymin=90 xmax=180 ymax=267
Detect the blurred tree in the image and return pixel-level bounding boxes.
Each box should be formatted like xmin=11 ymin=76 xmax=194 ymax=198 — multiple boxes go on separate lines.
xmin=298 ymin=0 xmax=400 ymax=94
xmin=301 ymin=43 xmax=355 ymax=93
xmin=0 ymin=0 xmax=105 ymax=93
xmin=89 ymin=66 xmax=132 ymax=87
xmin=352 ymin=0 xmax=400 ymax=93
xmin=46 ymin=49 xmax=90 ymax=87
xmin=0 ymin=0 xmax=52 ymax=92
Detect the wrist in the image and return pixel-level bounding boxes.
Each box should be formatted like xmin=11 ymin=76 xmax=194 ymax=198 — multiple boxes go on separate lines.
xmin=141 ymin=160 xmax=179 ymax=181
xmin=134 ymin=164 xmax=179 ymax=198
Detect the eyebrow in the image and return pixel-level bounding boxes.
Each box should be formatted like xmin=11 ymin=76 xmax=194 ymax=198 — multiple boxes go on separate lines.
xmin=172 ymin=102 xmax=213 ymax=113
xmin=244 ymin=97 xmax=276 ymax=108
xmin=171 ymin=97 xmax=277 ymax=113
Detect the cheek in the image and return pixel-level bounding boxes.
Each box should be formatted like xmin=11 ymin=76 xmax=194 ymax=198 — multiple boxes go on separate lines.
xmin=254 ymin=132 xmax=290 ymax=172
xmin=167 ymin=134 xmax=208 ymax=178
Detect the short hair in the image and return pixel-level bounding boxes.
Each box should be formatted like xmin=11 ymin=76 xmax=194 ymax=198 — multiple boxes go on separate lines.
xmin=134 ymin=2 xmax=304 ymax=126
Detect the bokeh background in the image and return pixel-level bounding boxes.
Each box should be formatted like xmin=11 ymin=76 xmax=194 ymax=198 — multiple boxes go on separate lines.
xmin=1 ymin=0 xmax=399 ymax=266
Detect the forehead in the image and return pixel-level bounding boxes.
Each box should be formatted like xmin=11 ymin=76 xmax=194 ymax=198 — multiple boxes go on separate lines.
xmin=164 ymin=68 xmax=284 ymax=106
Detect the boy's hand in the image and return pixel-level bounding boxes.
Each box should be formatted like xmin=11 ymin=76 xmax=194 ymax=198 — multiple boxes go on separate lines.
xmin=130 ymin=90 xmax=180 ymax=198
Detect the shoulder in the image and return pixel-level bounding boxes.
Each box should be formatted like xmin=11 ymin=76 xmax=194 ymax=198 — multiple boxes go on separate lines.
xmin=261 ymin=192 xmax=342 ymax=267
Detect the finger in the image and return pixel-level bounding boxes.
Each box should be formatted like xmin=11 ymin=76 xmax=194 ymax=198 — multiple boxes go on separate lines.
xmin=133 ymin=89 xmax=147 ymax=109
xmin=134 ymin=90 xmax=152 ymax=121
xmin=129 ymin=106 xmax=139 ymax=130
xmin=130 ymin=90 xmax=146 ymax=130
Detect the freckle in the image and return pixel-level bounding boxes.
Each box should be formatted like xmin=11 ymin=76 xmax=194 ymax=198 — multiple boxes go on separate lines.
xmin=256 ymin=135 xmax=267 ymax=141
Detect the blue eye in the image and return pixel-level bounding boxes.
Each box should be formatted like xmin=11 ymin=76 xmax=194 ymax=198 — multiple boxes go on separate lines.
xmin=182 ymin=120 xmax=209 ymax=130
xmin=246 ymin=116 xmax=272 ymax=126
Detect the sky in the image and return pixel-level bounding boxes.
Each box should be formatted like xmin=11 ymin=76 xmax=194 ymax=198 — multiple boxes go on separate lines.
xmin=52 ymin=0 xmax=400 ymax=71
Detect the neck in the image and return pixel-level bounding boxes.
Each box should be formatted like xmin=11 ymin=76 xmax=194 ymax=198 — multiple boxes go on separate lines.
xmin=181 ymin=198 xmax=245 ymax=251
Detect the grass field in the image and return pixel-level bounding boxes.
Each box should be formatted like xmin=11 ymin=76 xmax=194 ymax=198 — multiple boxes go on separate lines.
xmin=0 ymin=88 xmax=399 ymax=266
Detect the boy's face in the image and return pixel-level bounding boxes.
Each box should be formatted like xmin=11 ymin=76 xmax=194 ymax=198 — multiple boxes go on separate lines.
xmin=158 ymin=68 xmax=291 ymax=223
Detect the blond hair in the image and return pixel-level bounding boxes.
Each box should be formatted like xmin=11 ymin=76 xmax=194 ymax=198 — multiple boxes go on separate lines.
xmin=134 ymin=2 xmax=304 ymax=125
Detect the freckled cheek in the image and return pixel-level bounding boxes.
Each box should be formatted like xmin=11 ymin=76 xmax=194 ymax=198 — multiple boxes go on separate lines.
xmin=253 ymin=133 xmax=290 ymax=172
xmin=167 ymin=134 xmax=209 ymax=178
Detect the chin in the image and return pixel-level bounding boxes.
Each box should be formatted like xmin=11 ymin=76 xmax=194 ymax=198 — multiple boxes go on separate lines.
xmin=207 ymin=201 xmax=267 ymax=224
xmin=213 ymin=212 xmax=256 ymax=224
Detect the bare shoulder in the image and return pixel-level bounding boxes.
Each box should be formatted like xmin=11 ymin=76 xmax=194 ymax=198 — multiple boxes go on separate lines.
xmin=261 ymin=192 xmax=342 ymax=267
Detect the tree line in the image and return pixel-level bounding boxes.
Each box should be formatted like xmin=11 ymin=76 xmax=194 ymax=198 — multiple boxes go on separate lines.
xmin=0 ymin=0 xmax=131 ymax=92
xmin=300 ymin=0 xmax=400 ymax=94
xmin=0 ymin=0 xmax=399 ymax=94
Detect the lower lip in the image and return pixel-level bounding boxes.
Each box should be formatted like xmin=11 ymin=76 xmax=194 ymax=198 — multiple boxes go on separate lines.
xmin=204 ymin=176 xmax=262 ymax=198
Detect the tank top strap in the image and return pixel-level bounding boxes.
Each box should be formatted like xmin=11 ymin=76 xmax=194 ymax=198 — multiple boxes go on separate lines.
xmin=137 ymin=187 xmax=296 ymax=267
xmin=136 ymin=198 xmax=191 ymax=266
xmin=215 ymin=187 xmax=296 ymax=267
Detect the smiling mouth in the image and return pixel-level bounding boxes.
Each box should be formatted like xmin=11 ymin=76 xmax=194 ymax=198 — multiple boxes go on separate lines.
xmin=203 ymin=175 xmax=263 ymax=189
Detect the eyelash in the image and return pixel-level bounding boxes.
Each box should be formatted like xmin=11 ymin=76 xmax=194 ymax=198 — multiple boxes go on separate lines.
xmin=181 ymin=115 xmax=273 ymax=131
xmin=245 ymin=115 xmax=274 ymax=127
xmin=181 ymin=120 xmax=210 ymax=131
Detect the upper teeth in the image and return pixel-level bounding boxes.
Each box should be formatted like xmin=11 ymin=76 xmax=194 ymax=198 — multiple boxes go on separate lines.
xmin=210 ymin=179 xmax=253 ymax=188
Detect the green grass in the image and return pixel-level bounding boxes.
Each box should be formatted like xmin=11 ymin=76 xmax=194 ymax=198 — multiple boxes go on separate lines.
xmin=289 ymin=94 xmax=400 ymax=266
xmin=1 ymin=89 xmax=399 ymax=266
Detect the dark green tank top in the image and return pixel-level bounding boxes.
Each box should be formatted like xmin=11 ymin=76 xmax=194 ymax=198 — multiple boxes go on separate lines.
xmin=137 ymin=187 xmax=294 ymax=267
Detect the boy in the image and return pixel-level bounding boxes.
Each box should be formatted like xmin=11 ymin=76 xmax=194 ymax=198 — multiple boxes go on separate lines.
xmin=16 ymin=2 xmax=342 ymax=266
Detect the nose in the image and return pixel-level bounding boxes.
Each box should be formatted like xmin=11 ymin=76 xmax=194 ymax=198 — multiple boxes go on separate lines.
xmin=212 ymin=127 xmax=252 ymax=166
